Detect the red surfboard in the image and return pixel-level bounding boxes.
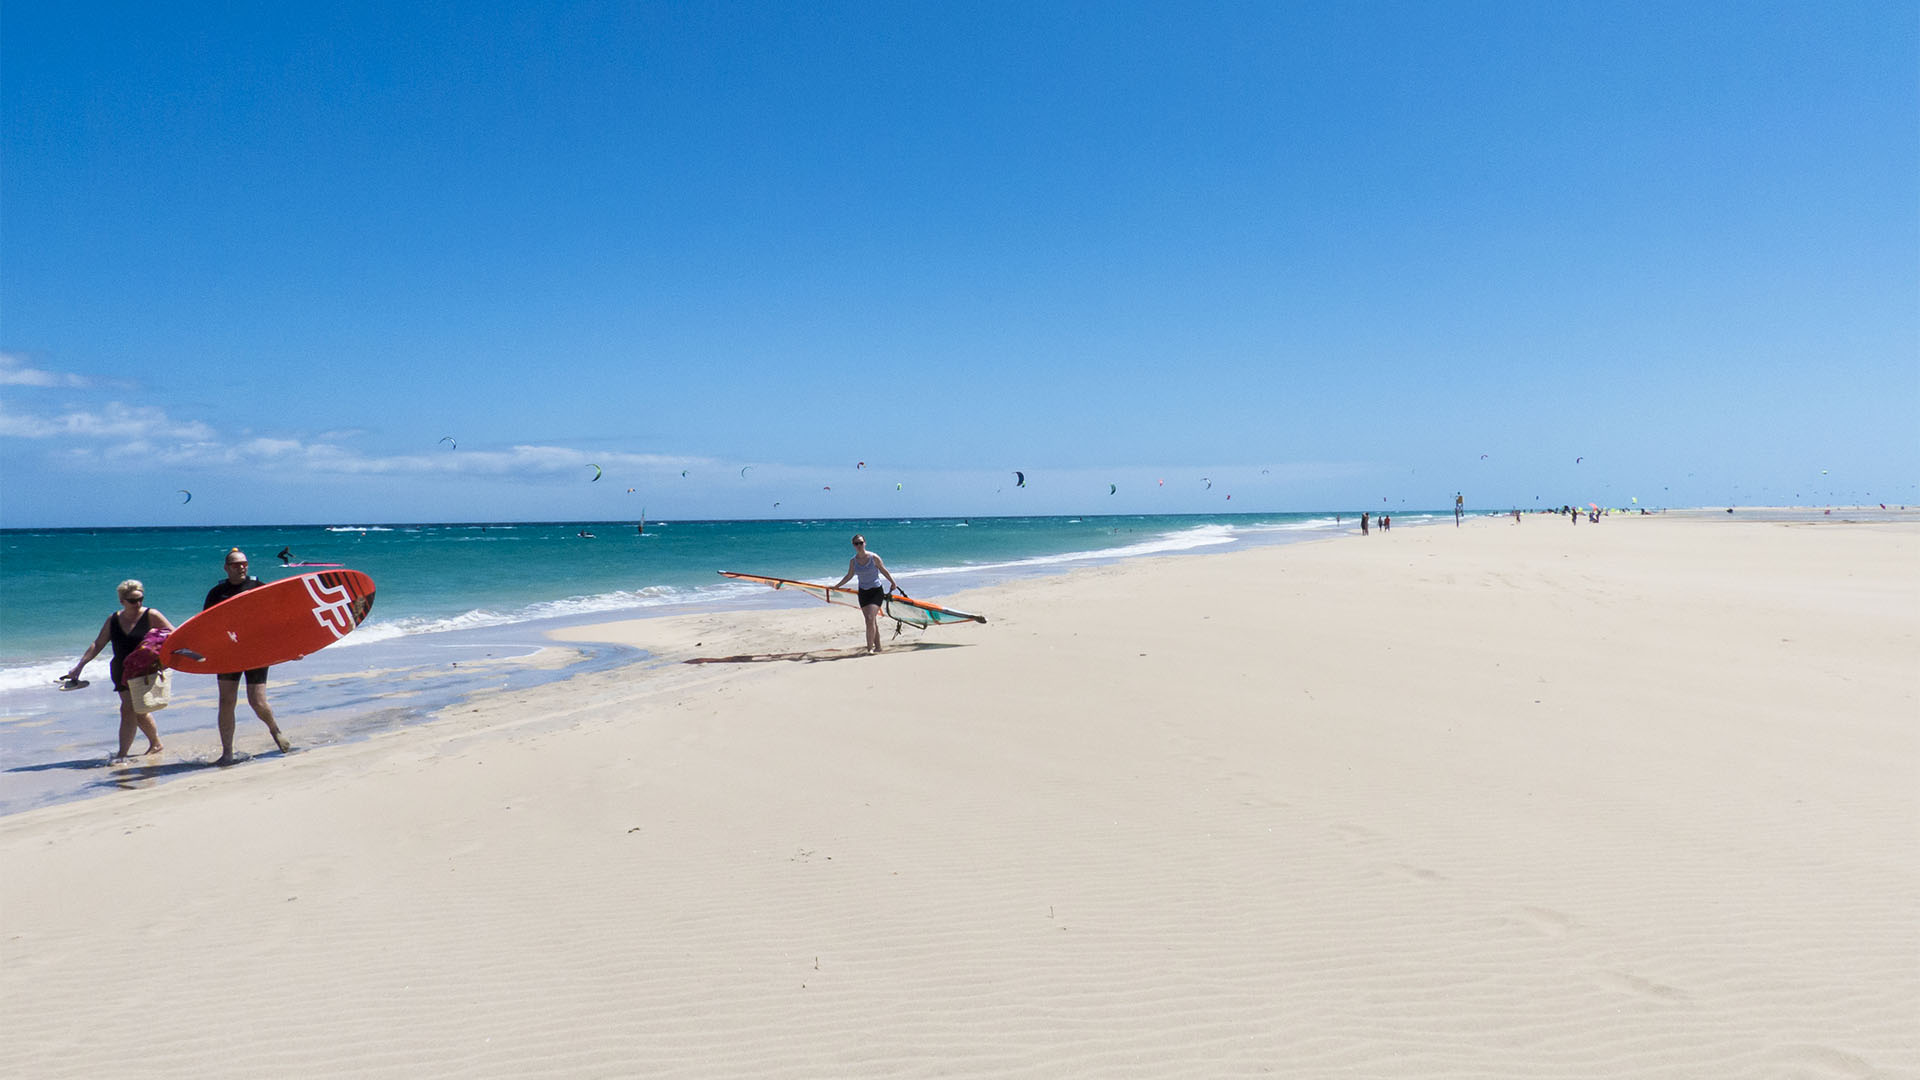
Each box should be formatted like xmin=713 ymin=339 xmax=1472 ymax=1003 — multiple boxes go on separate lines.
xmin=161 ymin=570 xmax=377 ymax=674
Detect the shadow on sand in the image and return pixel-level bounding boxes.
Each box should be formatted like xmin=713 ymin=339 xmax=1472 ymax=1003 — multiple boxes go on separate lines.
xmin=6 ymin=754 xmax=277 ymax=789
xmin=685 ymin=641 xmax=969 ymax=665
xmin=92 ymin=757 xmax=240 ymax=792
xmin=6 ymin=758 xmax=120 ymax=773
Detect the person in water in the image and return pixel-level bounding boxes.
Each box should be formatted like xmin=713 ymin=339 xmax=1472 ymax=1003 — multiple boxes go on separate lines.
xmin=205 ymin=549 xmax=291 ymax=764
xmin=833 ymin=534 xmax=902 ymax=655
xmin=65 ymin=579 xmax=173 ymax=760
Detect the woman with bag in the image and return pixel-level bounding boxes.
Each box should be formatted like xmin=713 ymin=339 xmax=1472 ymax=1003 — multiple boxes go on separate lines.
xmin=63 ymin=579 xmax=174 ymax=760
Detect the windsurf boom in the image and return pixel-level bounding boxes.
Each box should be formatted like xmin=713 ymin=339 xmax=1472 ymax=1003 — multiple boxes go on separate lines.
xmin=719 ymin=572 xmax=987 ymax=629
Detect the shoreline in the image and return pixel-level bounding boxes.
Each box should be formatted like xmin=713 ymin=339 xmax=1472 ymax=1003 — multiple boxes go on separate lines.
xmin=1 ymin=512 xmax=1392 ymax=815
xmin=4 ymin=508 xmax=1916 ymax=818
xmin=3 ymin=514 xmax=1915 ymax=1077
xmin=0 ymin=511 xmax=1348 ymax=678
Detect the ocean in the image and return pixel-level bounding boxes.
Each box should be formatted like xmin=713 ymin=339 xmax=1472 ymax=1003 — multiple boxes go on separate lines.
xmin=0 ymin=511 xmax=1440 ymax=812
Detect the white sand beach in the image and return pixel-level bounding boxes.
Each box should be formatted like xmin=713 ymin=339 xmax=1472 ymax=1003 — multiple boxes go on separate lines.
xmin=3 ymin=516 xmax=1915 ymax=1078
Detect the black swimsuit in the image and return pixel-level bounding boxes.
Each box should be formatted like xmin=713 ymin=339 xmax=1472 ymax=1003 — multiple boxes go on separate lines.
xmin=106 ymin=609 xmax=152 ymax=692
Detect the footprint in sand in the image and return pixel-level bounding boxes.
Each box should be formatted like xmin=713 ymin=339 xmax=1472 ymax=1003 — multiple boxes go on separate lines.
xmin=1592 ymin=969 xmax=1688 ymax=1003
xmin=1512 ymin=905 xmax=1577 ymax=938
xmin=1385 ymin=861 xmax=1448 ymax=883
xmin=1329 ymin=823 xmax=1382 ymax=846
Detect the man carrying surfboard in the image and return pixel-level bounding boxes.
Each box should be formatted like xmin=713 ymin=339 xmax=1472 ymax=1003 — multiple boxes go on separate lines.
xmin=204 ymin=550 xmax=292 ymax=764
xmin=832 ymin=534 xmax=903 ymax=655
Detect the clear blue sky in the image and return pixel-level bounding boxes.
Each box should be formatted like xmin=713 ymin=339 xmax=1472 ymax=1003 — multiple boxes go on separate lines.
xmin=4 ymin=2 xmax=1915 ymax=526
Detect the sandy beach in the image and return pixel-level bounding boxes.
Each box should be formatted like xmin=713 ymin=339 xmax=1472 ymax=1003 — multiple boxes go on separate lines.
xmin=3 ymin=515 xmax=1914 ymax=1078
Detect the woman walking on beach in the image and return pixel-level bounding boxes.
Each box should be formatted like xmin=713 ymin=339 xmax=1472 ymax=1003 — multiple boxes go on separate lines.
xmin=833 ymin=534 xmax=902 ymax=655
xmin=64 ymin=579 xmax=173 ymax=760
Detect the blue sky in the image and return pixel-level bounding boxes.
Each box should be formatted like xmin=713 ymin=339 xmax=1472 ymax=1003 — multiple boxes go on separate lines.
xmin=4 ymin=2 xmax=1915 ymax=526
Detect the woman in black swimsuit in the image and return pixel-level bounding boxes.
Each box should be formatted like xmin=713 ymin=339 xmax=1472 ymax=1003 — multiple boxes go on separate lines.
xmin=65 ymin=579 xmax=175 ymax=760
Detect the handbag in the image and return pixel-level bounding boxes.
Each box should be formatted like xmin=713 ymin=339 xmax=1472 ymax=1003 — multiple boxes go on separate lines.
xmin=128 ymin=669 xmax=171 ymax=714
xmin=123 ymin=628 xmax=170 ymax=680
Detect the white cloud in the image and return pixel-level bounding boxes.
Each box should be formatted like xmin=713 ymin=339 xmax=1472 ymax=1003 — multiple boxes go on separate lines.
xmin=0 ymin=352 xmax=92 ymax=388
xmin=241 ymin=437 xmax=306 ymax=457
xmin=2 ymin=394 xmax=722 ymax=485
xmin=0 ymin=401 xmax=216 ymax=441
xmin=295 ymin=444 xmax=708 ymax=478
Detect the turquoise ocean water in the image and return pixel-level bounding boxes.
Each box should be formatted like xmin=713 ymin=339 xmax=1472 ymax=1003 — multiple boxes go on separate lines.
xmin=0 ymin=511 xmax=1445 ymax=813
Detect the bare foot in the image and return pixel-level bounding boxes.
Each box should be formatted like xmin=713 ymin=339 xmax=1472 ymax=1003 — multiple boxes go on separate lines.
xmin=143 ymin=743 xmax=164 ymax=755
xmin=215 ymin=755 xmax=236 ymax=767
xmin=272 ymin=731 xmax=292 ymax=753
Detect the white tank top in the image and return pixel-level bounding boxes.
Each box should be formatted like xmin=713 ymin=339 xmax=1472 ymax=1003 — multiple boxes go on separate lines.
xmin=854 ymin=553 xmax=883 ymax=589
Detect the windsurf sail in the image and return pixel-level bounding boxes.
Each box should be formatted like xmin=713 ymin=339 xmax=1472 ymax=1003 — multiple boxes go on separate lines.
xmin=719 ymin=572 xmax=987 ymax=629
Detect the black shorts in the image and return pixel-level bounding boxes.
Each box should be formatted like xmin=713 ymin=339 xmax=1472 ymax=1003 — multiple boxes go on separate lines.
xmin=217 ymin=667 xmax=269 ymax=685
xmin=858 ymin=587 xmax=886 ymax=608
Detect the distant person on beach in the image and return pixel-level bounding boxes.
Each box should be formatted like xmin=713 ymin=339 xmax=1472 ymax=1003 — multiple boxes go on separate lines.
xmin=65 ymin=579 xmax=173 ymax=760
xmin=1455 ymin=492 xmax=1464 ymax=526
xmin=1361 ymin=512 xmax=1370 ymax=535
xmin=832 ymin=534 xmax=902 ymax=655
xmin=205 ymin=550 xmax=290 ymax=765
xmin=1382 ymin=514 xmax=1391 ymax=531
